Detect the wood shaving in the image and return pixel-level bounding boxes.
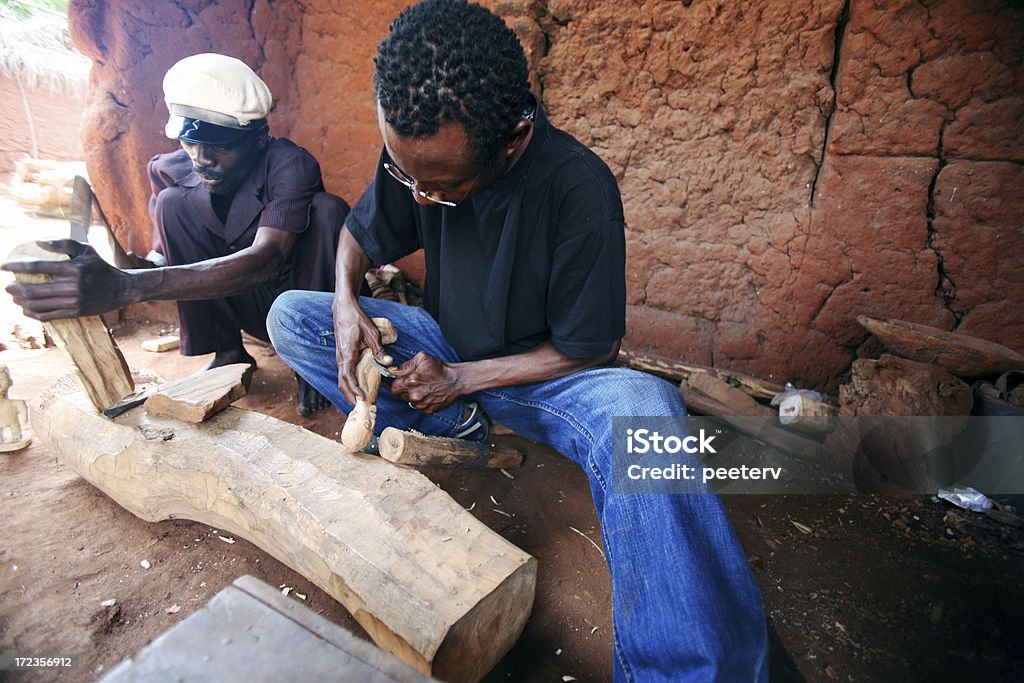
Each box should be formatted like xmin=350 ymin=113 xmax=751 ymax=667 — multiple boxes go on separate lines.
xmin=568 ymin=525 xmax=605 ymax=559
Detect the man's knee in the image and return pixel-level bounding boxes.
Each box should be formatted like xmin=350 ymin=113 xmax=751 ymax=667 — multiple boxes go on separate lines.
xmin=267 ymin=290 xmax=311 ymax=347
xmin=595 ymin=368 xmax=686 ymax=418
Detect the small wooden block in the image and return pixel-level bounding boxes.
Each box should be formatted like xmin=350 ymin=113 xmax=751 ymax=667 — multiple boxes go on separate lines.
xmin=140 ymin=335 xmax=180 ymax=353
xmin=144 ymin=363 xmax=252 ymax=423
xmin=379 ymin=428 xmax=524 ymax=469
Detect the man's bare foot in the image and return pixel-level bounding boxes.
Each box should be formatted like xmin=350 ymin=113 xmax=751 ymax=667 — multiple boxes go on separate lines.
xmin=202 ymin=347 xmax=257 ymax=371
xmin=296 ymin=374 xmax=330 ymax=417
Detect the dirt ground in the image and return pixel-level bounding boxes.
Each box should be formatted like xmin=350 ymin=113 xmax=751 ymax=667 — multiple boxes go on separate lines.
xmin=0 ymin=201 xmax=1022 ymax=682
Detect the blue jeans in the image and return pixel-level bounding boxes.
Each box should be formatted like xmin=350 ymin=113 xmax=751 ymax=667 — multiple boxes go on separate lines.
xmin=268 ymin=292 xmax=768 ymax=682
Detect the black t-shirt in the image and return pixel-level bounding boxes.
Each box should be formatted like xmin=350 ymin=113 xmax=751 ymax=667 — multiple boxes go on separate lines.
xmin=347 ymin=98 xmax=625 ymax=361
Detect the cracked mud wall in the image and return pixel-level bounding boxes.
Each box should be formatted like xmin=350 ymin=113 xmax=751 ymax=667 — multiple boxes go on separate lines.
xmin=69 ymin=0 xmax=1022 ymax=388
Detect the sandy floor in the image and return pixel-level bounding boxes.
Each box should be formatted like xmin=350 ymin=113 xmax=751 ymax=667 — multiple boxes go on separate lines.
xmin=0 ymin=201 xmax=1022 ymax=682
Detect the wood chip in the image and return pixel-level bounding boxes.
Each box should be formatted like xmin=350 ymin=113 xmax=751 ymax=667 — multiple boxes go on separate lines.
xmin=296 ymin=593 xmax=307 ymax=601
xmin=790 ymin=520 xmax=813 ymax=535
xmin=568 ymin=525 xmax=605 ymax=559
xmin=140 ymin=559 xmax=151 ymax=569
xmin=490 ymin=495 xmax=500 ymax=506
xmin=100 ymin=598 xmax=116 ymax=607
xmin=500 ymin=468 xmax=515 ymax=479
xmin=563 ymin=676 xmax=577 ymax=682
xmin=218 ymin=536 xmax=236 ymax=544
xmin=165 ymin=604 xmax=181 ymax=614
xmin=493 ymin=508 xmax=513 ymax=518
xmin=281 ymin=586 xmax=293 ymax=596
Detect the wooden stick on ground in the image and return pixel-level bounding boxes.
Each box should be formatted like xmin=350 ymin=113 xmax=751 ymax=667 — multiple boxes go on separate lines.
xmin=7 ymin=241 xmax=134 ymax=411
xmin=379 ymin=427 xmax=524 ymax=469
xmin=618 ymin=349 xmax=785 ymax=401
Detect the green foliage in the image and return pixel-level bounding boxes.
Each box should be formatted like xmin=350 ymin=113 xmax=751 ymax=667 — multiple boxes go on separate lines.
xmin=1 ymin=0 xmax=69 ymax=19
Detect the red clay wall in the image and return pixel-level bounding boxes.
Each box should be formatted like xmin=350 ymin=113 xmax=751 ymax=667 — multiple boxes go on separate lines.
xmin=0 ymin=77 xmax=86 ymax=181
xmin=68 ymin=0 xmax=1023 ymax=388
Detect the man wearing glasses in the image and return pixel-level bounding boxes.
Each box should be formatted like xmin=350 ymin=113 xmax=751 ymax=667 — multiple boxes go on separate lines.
xmin=268 ymin=1 xmax=768 ymax=679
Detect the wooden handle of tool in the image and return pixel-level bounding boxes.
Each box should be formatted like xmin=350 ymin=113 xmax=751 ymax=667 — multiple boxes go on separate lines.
xmin=340 ymin=318 xmax=396 ymax=452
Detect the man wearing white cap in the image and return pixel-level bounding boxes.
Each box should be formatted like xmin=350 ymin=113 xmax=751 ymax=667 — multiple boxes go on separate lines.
xmin=5 ymin=53 xmax=347 ymax=416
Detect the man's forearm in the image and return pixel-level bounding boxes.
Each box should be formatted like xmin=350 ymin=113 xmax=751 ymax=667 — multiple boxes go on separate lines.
xmin=333 ymin=225 xmax=372 ymax=305
xmin=123 ymin=245 xmax=286 ymax=303
xmin=453 ymin=340 xmax=621 ymax=395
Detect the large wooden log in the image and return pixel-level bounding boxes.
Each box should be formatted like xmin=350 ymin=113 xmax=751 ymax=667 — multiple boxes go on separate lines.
xmin=7 ymin=241 xmax=134 ymax=410
xmin=858 ymin=315 xmax=1024 ymax=378
xmin=31 ymin=380 xmax=536 ymax=683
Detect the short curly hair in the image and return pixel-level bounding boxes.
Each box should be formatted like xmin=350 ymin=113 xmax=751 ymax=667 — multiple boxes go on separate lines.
xmin=374 ymin=0 xmax=531 ymax=164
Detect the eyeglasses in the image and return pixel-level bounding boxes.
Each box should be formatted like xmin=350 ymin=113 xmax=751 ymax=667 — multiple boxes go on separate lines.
xmin=383 ymin=161 xmax=478 ymax=207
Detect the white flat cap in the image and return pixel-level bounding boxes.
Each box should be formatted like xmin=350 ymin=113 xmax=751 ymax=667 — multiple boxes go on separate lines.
xmin=163 ymin=53 xmax=272 ymax=138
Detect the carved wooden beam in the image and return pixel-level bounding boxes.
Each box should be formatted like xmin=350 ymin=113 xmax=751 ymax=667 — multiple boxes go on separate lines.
xmin=31 ymin=381 xmax=536 ymax=683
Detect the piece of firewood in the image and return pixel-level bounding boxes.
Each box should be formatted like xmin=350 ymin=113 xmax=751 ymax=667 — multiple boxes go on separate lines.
xmin=7 ymin=241 xmax=134 ymax=411
xmin=341 ymin=318 xmax=398 ymax=452
xmin=379 ymin=428 xmax=523 ymax=469
xmin=618 ymin=349 xmax=785 ymax=401
xmin=683 ymin=373 xmax=776 ymax=417
xmin=858 ymin=315 xmax=1024 ymax=378
xmin=144 ymin=363 xmax=253 ymax=423
xmin=31 ymin=380 xmax=536 ymax=683
xmin=140 ymin=335 xmax=180 ymax=352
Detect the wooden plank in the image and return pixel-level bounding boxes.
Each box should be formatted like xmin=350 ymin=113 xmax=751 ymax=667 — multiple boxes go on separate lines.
xmin=31 ymin=380 xmax=535 ymax=683
xmin=7 ymin=241 xmax=134 ymax=411
xmin=618 ymin=349 xmax=785 ymax=401
xmin=379 ymin=428 xmax=523 ymax=469
xmin=100 ymin=576 xmax=437 ymax=683
xmin=140 ymin=335 xmax=180 ymax=352
xmin=143 ymin=363 xmax=252 ymax=423
xmin=684 ymin=373 xmax=776 ymax=417
xmin=858 ymin=315 xmax=1024 ymax=378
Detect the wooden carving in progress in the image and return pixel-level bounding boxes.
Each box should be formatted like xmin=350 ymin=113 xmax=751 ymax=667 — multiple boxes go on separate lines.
xmin=7 ymin=241 xmax=134 ymax=410
xmin=341 ymin=317 xmax=397 ymax=452
xmin=31 ymin=380 xmax=535 ymax=683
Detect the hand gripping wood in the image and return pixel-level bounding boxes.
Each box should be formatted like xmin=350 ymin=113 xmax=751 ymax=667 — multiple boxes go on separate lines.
xmin=341 ymin=318 xmax=397 ymax=452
